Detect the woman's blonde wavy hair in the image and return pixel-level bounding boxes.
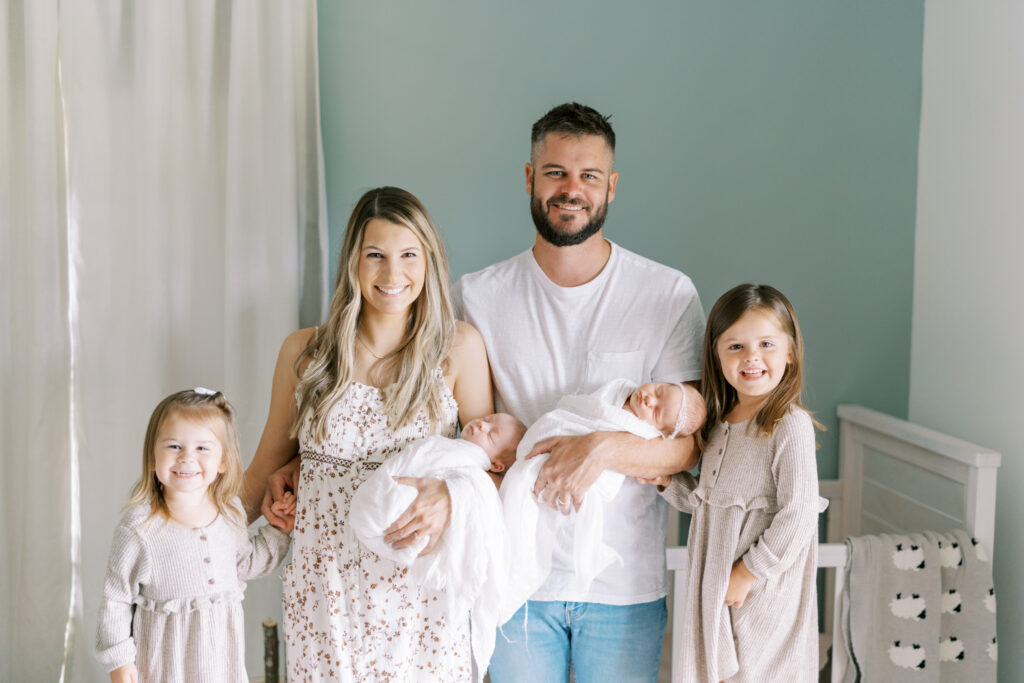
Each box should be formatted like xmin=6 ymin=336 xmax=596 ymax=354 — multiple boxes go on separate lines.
xmin=294 ymin=186 xmax=456 ymax=442
xmin=127 ymin=389 xmax=246 ymax=527
xmin=697 ymin=283 xmax=822 ymax=452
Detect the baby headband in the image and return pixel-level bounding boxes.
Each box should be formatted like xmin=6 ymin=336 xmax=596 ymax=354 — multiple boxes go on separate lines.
xmin=665 ymin=381 xmax=689 ymax=440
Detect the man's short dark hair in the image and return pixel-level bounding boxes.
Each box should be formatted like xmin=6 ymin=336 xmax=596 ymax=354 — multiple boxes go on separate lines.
xmin=531 ymin=102 xmax=615 ymax=159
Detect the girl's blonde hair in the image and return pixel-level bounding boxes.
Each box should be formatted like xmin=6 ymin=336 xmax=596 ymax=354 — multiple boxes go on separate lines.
xmin=294 ymin=186 xmax=456 ymax=441
xmin=127 ymin=389 xmax=245 ymax=526
xmin=698 ymin=283 xmax=821 ymax=450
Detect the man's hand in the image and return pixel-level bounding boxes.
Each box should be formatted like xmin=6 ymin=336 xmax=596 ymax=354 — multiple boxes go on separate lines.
xmin=261 ymin=457 xmax=299 ymax=529
xmin=724 ymin=559 xmax=757 ymax=608
xmin=384 ymin=477 xmax=451 ymax=556
xmin=526 ymin=432 xmax=607 ymax=515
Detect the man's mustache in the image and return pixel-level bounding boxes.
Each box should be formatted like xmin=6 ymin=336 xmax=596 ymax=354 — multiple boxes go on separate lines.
xmin=547 ymin=194 xmax=591 ymax=211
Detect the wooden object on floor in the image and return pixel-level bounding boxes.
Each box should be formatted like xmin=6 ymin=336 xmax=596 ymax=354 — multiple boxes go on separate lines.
xmin=262 ymin=618 xmax=279 ymax=683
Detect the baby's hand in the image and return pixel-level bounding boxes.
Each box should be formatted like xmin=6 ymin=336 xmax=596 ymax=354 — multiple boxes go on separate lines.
xmin=724 ymin=559 xmax=757 ymax=608
xmin=109 ymin=662 xmax=138 ymax=683
xmin=634 ymin=474 xmax=672 ymax=488
xmin=269 ymin=491 xmax=296 ymax=534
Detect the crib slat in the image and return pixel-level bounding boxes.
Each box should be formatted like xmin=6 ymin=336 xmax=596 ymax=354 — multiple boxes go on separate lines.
xmin=818 ymin=542 xmax=847 ymax=567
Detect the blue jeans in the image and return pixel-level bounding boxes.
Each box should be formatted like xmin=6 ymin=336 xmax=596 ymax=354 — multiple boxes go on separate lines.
xmin=488 ymin=599 xmax=667 ymax=683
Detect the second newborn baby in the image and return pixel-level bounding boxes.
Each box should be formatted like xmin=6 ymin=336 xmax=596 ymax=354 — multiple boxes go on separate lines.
xmin=499 ymin=378 xmax=704 ymax=623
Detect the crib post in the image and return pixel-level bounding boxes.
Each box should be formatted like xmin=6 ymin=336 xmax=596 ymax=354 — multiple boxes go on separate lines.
xmin=665 ymin=545 xmax=688 ymax=682
xmin=830 ymin=562 xmax=849 ymax=683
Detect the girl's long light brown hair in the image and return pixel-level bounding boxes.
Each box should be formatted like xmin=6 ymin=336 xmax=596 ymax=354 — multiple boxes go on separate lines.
xmin=293 ymin=187 xmax=456 ymax=441
xmin=127 ymin=389 xmax=245 ymax=526
xmin=698 ymin=283 xmax=821 ymax=451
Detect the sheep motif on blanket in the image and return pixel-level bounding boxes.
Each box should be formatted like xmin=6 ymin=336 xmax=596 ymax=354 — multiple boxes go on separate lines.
xmin=892 ymin=542 xmax=927 ymax=571
xmin=839 ymin=529 xmax=998 ymax=681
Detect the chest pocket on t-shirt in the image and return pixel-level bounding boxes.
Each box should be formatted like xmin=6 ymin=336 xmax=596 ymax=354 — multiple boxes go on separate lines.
xmin=585 ymin=350 xmax=644 ymax=391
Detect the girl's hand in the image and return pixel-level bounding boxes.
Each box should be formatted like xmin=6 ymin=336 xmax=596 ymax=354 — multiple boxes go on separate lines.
xmin=269 ymin=491 xmax=296 ymax=534
xmin=109 ymin=662 xmax=138 ymax=683
xmin=724 ymin=559 xmax=757 ymax=608
xmin=261 ymin=458 xmax=299 ymax=529
xmin=384 ymin=477 xmax=451 ymax=556
xmin=635 ymin=474 xmax=672 ymax=487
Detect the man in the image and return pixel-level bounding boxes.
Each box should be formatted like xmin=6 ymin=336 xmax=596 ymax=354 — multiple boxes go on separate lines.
xmin=453 ymin=103 xmax=705 ymax=682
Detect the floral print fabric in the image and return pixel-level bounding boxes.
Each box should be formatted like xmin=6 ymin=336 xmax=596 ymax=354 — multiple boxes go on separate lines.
xmin=283 ymin=378 xmax=471 ymax=682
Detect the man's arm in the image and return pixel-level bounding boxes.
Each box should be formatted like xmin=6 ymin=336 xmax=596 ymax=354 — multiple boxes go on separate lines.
xmin=527 ymin=431 xmax=697 ymax=511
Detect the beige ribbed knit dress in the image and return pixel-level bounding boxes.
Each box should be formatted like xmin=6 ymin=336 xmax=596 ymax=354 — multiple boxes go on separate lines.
xmin=96 ymin=500 xmax=290 ymax=681
xmin=662 ymin=407 xmax=824 ymax=683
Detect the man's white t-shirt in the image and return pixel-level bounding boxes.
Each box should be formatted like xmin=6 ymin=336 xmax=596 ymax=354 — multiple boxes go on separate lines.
xmin=453 ymin=241 xmax=705 ymax=604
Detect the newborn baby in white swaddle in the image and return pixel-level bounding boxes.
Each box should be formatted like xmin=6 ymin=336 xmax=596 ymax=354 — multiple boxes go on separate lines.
xmin=498 ymin=378 xmax=705 ymax=624
xmin=347 ymin=412 xmax=526 ymax=681
xmin=349 ymin=412 xmax=526 ymax=565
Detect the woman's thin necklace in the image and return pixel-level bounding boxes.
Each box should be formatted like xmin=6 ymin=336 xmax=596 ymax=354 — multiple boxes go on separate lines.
xmin=356 ymin=333 xmax=390 ymax=360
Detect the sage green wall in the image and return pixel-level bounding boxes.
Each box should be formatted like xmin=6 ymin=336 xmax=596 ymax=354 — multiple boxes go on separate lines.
xmin=316 ymin=0 xmax=924 ymax=475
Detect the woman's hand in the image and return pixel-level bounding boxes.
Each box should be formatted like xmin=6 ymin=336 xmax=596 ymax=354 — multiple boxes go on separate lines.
xmin=384 ymin=477 xmax=451 ymax=556
xmin=109 ymin=662 xmax=138 ymax=683
xmin=724 ymin=559 xmax=757 ymax=608
xmin=261 ymin=457 xmax=299 ymax=529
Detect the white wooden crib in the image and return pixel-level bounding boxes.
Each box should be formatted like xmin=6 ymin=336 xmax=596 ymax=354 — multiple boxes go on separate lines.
xmin=665 ymin=404 xmax=1001 ymax=682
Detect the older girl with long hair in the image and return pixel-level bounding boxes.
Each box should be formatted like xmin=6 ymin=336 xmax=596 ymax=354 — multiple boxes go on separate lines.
xmin=643 ymin=284 xmax=826 ymax=683
xmin=242 ymin=187 xmax=492 ymax=681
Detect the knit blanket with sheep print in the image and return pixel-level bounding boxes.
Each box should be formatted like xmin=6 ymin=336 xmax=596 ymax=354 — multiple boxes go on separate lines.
xmin=838 ymin=529 xmax=997 ymax=682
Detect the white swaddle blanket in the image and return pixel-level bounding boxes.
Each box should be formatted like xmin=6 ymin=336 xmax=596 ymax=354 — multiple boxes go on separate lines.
xmin=349 ymin=435 xmax=507 ymax=682
xmin=498 ymin=379 xmax=662 ymax=624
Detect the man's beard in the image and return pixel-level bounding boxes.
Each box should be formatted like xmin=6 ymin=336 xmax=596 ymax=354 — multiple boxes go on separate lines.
xmin=530 ymin=188 xmax=609 ymax=247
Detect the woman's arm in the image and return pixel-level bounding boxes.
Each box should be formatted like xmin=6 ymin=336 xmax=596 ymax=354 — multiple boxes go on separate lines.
xmin=446 ymin=321 xmax=494 ymax=426
xmin=241 ymin=328 xmax=313 ymax=523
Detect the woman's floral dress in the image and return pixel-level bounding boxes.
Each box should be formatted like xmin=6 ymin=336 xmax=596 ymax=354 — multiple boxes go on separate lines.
xmin=283 ymin=376 xmax=472 ymax=682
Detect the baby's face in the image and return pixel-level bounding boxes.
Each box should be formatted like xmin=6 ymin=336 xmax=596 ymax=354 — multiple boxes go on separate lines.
xmin=461 ymin=413 xmax=524 ymax=471
xmin=627 ymin=382 xmax=683 ymax=436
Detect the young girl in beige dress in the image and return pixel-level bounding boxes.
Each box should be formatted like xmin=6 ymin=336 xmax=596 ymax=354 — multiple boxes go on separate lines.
xmin=643 ymin=284 xmax=826 ymax=683
xmin=97 ymin=389 xmax=291 ymax=683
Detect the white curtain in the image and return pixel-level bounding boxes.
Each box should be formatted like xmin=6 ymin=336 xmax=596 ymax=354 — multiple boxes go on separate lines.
xmin=0 ymin=1 xmax=327 ymax=680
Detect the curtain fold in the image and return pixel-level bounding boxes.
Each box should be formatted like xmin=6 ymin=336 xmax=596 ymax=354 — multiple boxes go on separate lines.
xmin=1 ymin=1 xmax=326 ymax=679
xmin=1 ymin=1 xmax=77 ymax=680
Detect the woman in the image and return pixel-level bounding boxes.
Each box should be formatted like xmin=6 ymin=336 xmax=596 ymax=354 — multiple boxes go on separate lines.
xmin=242 ymin=187 xmax=492 ymax=681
